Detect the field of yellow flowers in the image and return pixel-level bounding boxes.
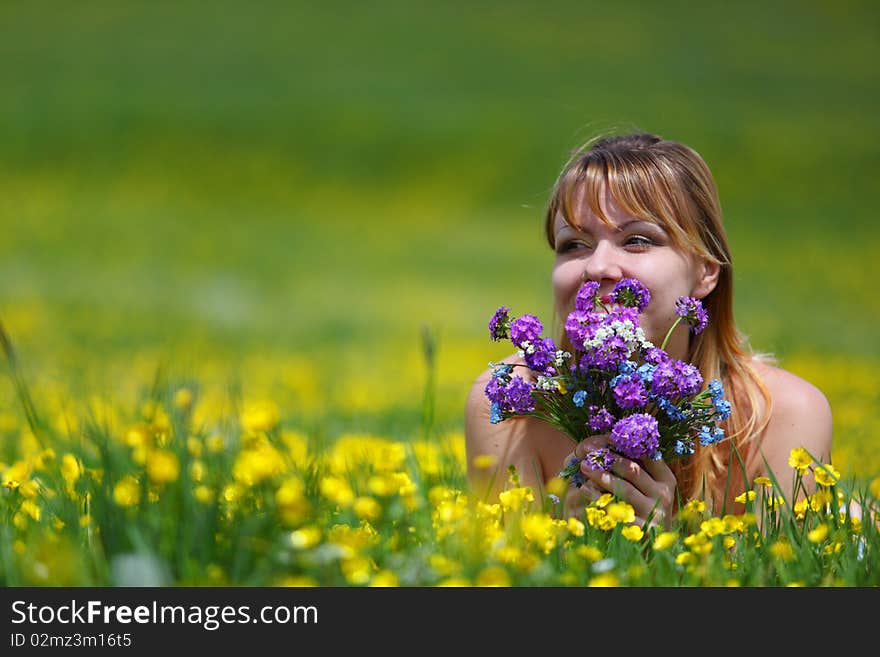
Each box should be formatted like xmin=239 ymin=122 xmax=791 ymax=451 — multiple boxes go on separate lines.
xmin=1 ymin=313 xmax=878 ymax=587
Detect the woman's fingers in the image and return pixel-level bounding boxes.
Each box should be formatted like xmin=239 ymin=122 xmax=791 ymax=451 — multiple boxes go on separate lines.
xmin=574 ymin=434 xmax=611 ymax=460
xmin=640 ymin=456 xmax=678 ymax=488
xmin=560 ymin=481 xmax=601 ymax=518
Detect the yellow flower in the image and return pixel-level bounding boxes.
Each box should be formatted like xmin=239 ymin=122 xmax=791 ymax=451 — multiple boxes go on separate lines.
xmin=588 ymin=573 xmax=619 ymax=587
xmin=319 ymin=476 xmax=354 ymax=508
xmin=521 ymin=513 xmax=558 ymax=553
xmin=353 ymin=496 xmax=382 ymax=521
xmin=722 ymin=515 xmax=746 ymax=533
xmin=808 ymin=524 xmax=829 ymax=543
xmin=113 ymin=476 xmax=141 ymax=507
xmin=125 ymin=423 xmax=154 ymax=449
xmin=341 ymin=556 xmax=373 ymax=585
xmin=810 ymin=488 xmax=832 ymax=512
xmin=675 ymin=552 xmax=696 ymax=566
xmin=60 ymin=454 xmax=82 ymax=491
xmin=173 ymin=387 xmax=194 ymax=410
xmin=437 ymin=577 xmax=470 ymax=587
xmin=684 ymin=532 xmax=712 ymax=555
xmin=770 ymin=539 xmax=794 ymax=561
xmin=585 ymin=507 xmax=610 ymax=530
xmin=813 ymin=464 xmax=840 ymax=487
xmin=734 ymin=490 xmax=756 ymax=504
xmin=700 ymin=517 xmax=726 ymax=537
xmin=233 ymin=443 xmax=284 ymax=486
xmin=276 ymin=477 xmax=310 ymax=525
xmin=289 ymin=526 xmax=322 ymax=549
xmin=823 ymin=541 xmax=844 ymax=555
xmin=472 ymin=454 xmax=497 ymax=470
xmin=476 ymin=566 xmax=511 ymax=587
xmin=576 ymin=544 xmax=603 ymax=562
xmin=146 ymin=450 xmax=179 ymax=485
xmin=546 ymin=477 xmax=567 ymax=497
xmin=788 ymin=447 xmax=813 ymax=473
xmin=653 ymin=532 xmax=677 ymax=551
xmin=186 ymin=437 xmax=202 ymax=458
xmin=240 ymin=400 xmax=281 ymax=434
xmin=566 ymin=517 xmax=585 ymax=537
xmin=2 ymin=460 xmax=30 ymax=487
xmin=621 ymin=525 xmax=644 ymax=542
xmin=206 ymin=434 xmax=226 ymax=453
xmin=870 ymin=477 xmax=880 ymax=500
xmin=678 ymin=499 xmax=706 ymax=521
xmin=20 ymin=499 xmax=41 ymax=521
xmin=606 ymin=502 xmax=635 ymax=524
xmin=498 ymin=486 xmax=534 ymax=512
xmin=595 ymin=493 xmax=615 ymax=508
xmin=19 ymin=479 xmax=39 ymax=499
xmin=370 ymin=570 xmax=400 ymax=587
xmin=753 ymin=476 xmax=773 ymax=487
xmin=193 ymin=485 xmax=214 ymax=504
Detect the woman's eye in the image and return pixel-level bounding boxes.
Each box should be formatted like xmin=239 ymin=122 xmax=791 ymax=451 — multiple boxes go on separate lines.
xmin=626 ymin=235 xmax=654 ymax=248
xmin=557 ymin=240 xmax=588 ymax=253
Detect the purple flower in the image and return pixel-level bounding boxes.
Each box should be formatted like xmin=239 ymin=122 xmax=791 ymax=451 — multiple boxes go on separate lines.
xmin=504 ymin=376 xmax=536 ymax=414
xmin=524 ymin=336 xmax=558 ymax=376
xmin=576 ymin=281 xmax=600 ymax=312
xmin=583 ymin=447 xmax=616 ymax=472
xmin=510 ymin=314 xmax=543 ymax=348
xmin=650 ymin=359 xmax=703 ymax=399
xmin=611 ymin=374 xmax=649 ymax=409
xmin=483 ymin=375 xmax=536 ymax=419
xmin=603 ymin=305 xmax=641 ymax=327
xmin=611 ymin=278 xmax=651 ymax=312
xmin=643 ymin=347 xmax=669 ymax=366
xmin=583 ymin=333 xmax=629 ymax=371
xmin=484 ymin=377 xmax=507 ymax=405
xmin=565 ymin=310 xmax=602 ymax=350
xmin=675 ymin=296 xmax=709 ymax=335
xmin=587 ymin=405 xmax=615 ymax=433
xmin=488 ymin=307 xmax=511 ymax=341
xmin=610 ymin=413 xmax=660 ymax=460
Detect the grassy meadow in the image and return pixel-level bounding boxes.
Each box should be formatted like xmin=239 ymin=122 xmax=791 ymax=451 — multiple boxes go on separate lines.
xmin=1 ymin=1 xmax=879 ymax=586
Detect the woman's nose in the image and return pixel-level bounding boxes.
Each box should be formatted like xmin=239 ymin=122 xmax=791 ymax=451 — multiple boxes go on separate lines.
xmin=581 ymin=240 xmax=623 ymax=283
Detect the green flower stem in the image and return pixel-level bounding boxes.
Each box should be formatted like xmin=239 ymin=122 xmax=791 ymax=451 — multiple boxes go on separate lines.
xmin=660 ymin=317 xmax=684 ymax=351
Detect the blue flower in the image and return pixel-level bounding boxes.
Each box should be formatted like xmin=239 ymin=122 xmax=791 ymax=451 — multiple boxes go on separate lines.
xmin=490 ymin=402 xmax=503 ymax=424
xmin=573 ymin=390 xmax=588 ymax=407
xmin=698 ymin=425 xmax=725 ymax=446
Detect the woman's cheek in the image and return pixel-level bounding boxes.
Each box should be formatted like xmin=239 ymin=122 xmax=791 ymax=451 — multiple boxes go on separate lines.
xmin=552 ymin=263 xmax=581 ymax=300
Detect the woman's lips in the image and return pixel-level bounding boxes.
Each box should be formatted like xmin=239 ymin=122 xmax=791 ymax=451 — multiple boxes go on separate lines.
xmin=600 ymin=294 xmax=613 ymax=304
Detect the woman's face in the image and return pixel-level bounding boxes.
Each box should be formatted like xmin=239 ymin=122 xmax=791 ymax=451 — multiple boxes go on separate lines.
xmin=551 ymin=184 xmax=713 ymax=359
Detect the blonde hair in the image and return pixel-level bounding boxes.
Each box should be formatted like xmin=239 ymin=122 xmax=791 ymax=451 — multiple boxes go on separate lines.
xmin=544 ymin=131 xmax=773 ymax=509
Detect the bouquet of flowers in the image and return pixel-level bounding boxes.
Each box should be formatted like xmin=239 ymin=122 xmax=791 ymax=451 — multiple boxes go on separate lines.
xmin=485 ymin=278 xmax=731 ymax=487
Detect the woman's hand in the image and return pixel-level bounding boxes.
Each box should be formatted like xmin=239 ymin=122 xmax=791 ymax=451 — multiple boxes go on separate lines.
xmin=557 ymin=434 xmax=611 ymax=520
xmin=560 ymin=435 xmax=678 ymax=528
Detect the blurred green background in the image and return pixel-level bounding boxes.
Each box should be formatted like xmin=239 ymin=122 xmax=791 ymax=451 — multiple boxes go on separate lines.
xmin=1 ymin=1 xmax=878 ymax=473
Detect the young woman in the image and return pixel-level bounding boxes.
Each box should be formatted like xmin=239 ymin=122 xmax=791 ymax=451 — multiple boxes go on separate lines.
xmin=464 ymin=132 xmax=833 ymax=525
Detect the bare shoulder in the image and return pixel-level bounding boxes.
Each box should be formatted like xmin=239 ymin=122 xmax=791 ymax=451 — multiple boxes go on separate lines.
xmin=751 ymin=359 xmax=833 ymax=463
xmin=753 ymin=360 xmax=832 ymax=421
